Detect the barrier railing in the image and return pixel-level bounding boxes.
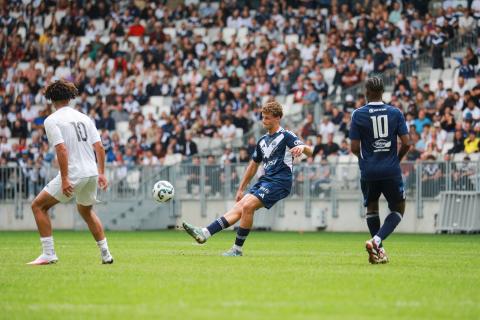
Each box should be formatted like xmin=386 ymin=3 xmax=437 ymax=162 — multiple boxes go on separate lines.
xmin=3 ymin=159 xmax=479 ymax=221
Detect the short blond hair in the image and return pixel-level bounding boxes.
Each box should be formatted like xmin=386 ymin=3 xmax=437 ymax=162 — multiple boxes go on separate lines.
xmin=261 ymin=101 xmax=283 ymax=118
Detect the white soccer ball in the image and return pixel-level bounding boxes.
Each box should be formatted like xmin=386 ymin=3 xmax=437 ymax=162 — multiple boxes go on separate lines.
xmin=152 ymin=180 xmax=175 ymax=203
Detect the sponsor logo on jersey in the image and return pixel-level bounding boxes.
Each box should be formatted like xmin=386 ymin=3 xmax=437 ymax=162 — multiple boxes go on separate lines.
xmin=263 ymin=159 xmax=278 ymax=169
xmin=369 ymin=108 xmax=387 ymax=113
xmin=372 ymin=139 xmax=391 ymax=152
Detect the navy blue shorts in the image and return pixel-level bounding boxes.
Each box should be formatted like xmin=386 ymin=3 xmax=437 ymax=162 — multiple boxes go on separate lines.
xmin=360 ymin=177 xmax=406 ymax=211
xmin=249 ymin=178 xmax=291 ymax=209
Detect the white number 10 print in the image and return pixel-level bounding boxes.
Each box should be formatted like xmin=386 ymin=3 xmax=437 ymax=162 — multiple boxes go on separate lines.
xmin=370 ymin=115 xmax=388 ymax=138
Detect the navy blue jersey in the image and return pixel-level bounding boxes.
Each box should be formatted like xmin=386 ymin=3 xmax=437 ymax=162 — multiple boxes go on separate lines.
xmin=252 ymin=127 xmax=304 ymax=188
xmin=349 ymin=102 xmax=408 ymax=181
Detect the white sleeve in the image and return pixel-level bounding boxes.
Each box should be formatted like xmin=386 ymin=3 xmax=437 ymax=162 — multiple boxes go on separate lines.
xmin=88 ymin=118 xmax=101 ymax=145
xmin=44 ymin=118 xmax=64 ymax=146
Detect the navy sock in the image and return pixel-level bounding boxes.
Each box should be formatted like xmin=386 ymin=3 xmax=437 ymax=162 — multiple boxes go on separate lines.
xmin=377 ymin=212 xmax=403 ymax=241
xmin=206 ymin=217 xmax=230 ymax=236
xmin=234 ymin=227 xmax=251 ymax=248
xmin=366 ymin=212 xmax=382 ymax=247
xmin=366 ymin=212 xmax=380 ymax=237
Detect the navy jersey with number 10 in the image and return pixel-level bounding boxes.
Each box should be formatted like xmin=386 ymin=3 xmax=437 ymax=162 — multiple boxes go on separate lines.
xmin=349 ymin=102 xmax=408 ymax=181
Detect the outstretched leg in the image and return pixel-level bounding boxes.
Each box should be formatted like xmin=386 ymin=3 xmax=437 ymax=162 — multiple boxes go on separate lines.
xmin=183 ymin=193 xmax=258 ymax=244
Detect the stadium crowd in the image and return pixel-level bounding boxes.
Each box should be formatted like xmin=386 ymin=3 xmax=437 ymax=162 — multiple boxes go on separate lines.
xmin=1 ymin=0 xmax=480 ymax=199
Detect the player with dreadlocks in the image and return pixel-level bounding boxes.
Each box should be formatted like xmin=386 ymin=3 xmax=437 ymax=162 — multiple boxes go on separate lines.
xmin=27 ymin=79 xmax=114 ymax=265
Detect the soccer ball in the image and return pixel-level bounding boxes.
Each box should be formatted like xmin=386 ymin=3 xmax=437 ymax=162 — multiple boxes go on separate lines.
xmin=152 ymin=180 xmax=175 ymax=203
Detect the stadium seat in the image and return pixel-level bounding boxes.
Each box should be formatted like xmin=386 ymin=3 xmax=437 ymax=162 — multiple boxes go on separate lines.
xmin=469 ymin=153 xmax=480 ymax=162
xmin=382 ymin=91 xmax=392 ymax=103
xmin=237 ymin=28 xmax=249 ymax=44
xmin=336 ymin=163 xmax=359 ymax=189
xmin=338 ymin=155 xmax=351 ymax=164
xmin=276 ymin=95 xmax=286 ymax=105
xmin=18 ymin=62 xmax=29 ymax=71
xmin=209 ymin=138 xmax=223 ymax=151
xmin=467 ymin=78 xmax=476 ymax=90
xmin=163 ymin=28 xmax=176 ymax=40
xmin=284 ymin=34 xmax=299 ymax=45
xmin=149 ymin=96 xmax=164 ymax=108
xmin=92 ymin=19 xmax=105 ymax=32
xmin=442 ymin=142 xmax=453 ymax=154
xmin=222 ymin=27 xmax=237 ymax=44
xmin=285 ymin=94 xmax=294 ymax=108
xmin=116 ymin=121 xmax=130 ymax=143
xmin=127 ymin=36 xmax=140 ymax=47
xmin=192 ymin=137 xmax=210 ymax=154
xmin=207 ymin=27 xmax=221 ymax=42
xmin=235 ymin=128 xmax=243 ymax=138
xmin=327 ymin=154 xmax=338 ymax=164
xmin=126 ymin=170 xmax=141 ymax=191
xmin=429 ymin=69 xmax=442 ymax=87
xmin=141 ymin=105 xmax=157 ymax=117
xmin=193 ymin=28 xmax=206 ymax=37
xmin=453 ymin=153 xmax=467 ymax=162
xmin=164 ymin=153 xmax=183 ymax=166
xmin=323 ymin=68 xmax=336 ymax=87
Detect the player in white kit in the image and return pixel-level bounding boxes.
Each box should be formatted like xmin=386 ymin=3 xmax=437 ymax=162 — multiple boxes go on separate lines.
xmin=27 ymin=80 xmax=113 ymax=265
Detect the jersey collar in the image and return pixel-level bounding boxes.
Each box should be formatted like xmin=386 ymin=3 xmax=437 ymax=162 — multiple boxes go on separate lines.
xmin=368 ymin=101 xmax=384 ymax=105
xmin=268 ymin=126 xmax=283 ymax=136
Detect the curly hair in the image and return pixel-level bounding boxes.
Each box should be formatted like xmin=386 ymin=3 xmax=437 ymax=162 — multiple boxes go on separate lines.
xmin=261 ymin=100 xmax=283 ymax=118
xmin=45 ymin=79 xmax=78 ymax=102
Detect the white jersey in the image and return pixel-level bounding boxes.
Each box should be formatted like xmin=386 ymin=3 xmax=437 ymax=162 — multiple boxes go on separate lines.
xmin=44 ymin=106 xmax=101 ymax=180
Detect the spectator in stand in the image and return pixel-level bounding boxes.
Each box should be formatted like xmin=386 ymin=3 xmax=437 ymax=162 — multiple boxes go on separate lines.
xmin=323 ymin=133 xmax=339 ymax=158
xmin=464 ymin=131 xmax=480 ymax=154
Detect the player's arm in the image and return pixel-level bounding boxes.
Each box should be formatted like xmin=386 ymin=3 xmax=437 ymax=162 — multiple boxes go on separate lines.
xmin=397 ymin=111 xmax=411 ymax=161
xmin=286 ymin=130 xmax=312 ymax=157
xmin=291 ymin=144 xmax=313 ymax=157
xmin=350 ymin=139 xmax=361 ymax=158
xmin=235 ymin=160 xmax=260 ymax=202
xmin=93 ymin=141 xmax=108 ymax=190
xmin=55 ymin=143 xmax=73 ymax=197
xmin=89 ymin=121 xmax=108 ymax=190
xmin=398 ymin=134 xmax=410 ymax=161
xmin=349 ymin=111 xmax=361 ymax=158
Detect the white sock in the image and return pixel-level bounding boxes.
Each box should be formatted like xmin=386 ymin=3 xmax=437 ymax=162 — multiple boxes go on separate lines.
xmin=373 ymin=235 xmax=382 ymax=246
xmin=40 ymin=236 xmax=55 ymax=257
xmin=96 ymin=238 xmax=110 ymax=254
xmin=202 ymin=228 xmax=211 ymax=239
xmin=233 ymin=244 xmax=243 ymax=252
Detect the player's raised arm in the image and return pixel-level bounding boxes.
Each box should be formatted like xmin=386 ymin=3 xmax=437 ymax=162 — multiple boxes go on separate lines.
xmin=286 ymin=130 xmax=312 ymax=157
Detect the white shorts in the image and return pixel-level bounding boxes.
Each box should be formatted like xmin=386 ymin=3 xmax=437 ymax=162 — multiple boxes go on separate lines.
xmin=44 ymin=175 xmax=98 ymax=206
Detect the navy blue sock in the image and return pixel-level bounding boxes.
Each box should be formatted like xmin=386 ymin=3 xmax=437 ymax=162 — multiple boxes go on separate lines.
xmin=366 ymin=212 xmax=380 ymax=237
xmin=206 ymin=217 xmax=230 ymax=236
xmin=377 ymin=212 xmax=403 ymax=241
xmin=366 ymin=212 xmax=383 ymax=247
xmin=234 ymin=227 xmax=251 ymax=248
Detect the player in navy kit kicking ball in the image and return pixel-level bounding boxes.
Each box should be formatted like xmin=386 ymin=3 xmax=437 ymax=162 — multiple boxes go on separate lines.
xmin=182 ymin=101 xmax=313 ymax=256
xmin=349 ymin=76 xmax=411 ymax=264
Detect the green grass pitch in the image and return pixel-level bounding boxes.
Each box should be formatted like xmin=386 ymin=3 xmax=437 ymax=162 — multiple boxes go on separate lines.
xmin=1 ymin=231 xmax=479 ymax=319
